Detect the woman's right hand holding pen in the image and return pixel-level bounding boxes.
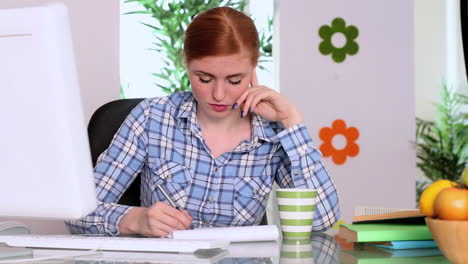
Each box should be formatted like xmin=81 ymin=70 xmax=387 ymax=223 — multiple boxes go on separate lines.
xmin=118 ymin=202 xmax=192 ymax=237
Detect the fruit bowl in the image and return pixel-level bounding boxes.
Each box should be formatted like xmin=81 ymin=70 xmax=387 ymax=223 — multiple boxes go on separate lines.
xmin=425 ymin=217 xmax=468 ymax=264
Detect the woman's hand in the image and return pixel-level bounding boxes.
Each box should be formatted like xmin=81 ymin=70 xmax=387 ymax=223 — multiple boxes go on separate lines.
xmin=235 ymin=70 xmax=303 ymax=128
xmin=118 ymin=202 xmax=192 ymax=237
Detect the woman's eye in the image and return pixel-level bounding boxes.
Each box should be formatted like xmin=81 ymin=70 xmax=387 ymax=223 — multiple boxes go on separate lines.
xmin=229 ymin=79 xmax=241 ymax=85
xmin=199 ymin=77 xmax=211 ymax=83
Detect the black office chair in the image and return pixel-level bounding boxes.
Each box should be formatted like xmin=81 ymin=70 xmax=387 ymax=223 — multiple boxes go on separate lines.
xmin=88 ymin=98 xmax=144 ymax=206
xmin=87 ymin=98 xmax=267 ymax=224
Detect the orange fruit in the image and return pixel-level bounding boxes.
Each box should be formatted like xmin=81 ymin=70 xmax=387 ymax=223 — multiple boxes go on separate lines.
xmin=434 ymin=187 xmax=468 ymax=220
xmin=419 ymin=179 xmax=457 ymax=217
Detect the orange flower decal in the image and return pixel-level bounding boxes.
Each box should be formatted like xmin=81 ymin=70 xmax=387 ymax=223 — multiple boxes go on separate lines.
xmin=319 ymin=119 xmax=360 ymax=165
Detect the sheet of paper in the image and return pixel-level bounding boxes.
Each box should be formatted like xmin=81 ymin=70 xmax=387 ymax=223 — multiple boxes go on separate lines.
xmin=171 ymin=225 xmax=280 ymax=242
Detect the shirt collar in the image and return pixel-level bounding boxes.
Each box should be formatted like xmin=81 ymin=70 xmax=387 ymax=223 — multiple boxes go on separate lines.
xmin=251 ymin=114 xmax=280 ymax=144
xmin=176 ymin=95 xmax=196 ymax=120
xmin=175 ymin=93 xmax=279 ymax=145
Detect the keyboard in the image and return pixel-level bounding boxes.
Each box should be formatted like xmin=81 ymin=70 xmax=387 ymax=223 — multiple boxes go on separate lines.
xmin=0 ymin=234 xmax=230 ymax=253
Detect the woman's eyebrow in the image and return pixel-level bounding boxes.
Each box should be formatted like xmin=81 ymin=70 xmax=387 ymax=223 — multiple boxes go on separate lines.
xmin=227 ymin=73 xmax=246 ymax=78
xmin=194 ymin=71 xmax=214 ymax=77
xmin=193 ymin=71 xmax=246 ymax=78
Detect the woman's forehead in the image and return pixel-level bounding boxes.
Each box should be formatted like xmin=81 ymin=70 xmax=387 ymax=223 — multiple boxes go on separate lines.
xmin=188 ymin=53 xmax=253 ymax=75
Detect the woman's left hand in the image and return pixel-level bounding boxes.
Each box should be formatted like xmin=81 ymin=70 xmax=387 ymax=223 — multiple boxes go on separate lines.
xmin=235 ymin=70 xmax=304 ymax=128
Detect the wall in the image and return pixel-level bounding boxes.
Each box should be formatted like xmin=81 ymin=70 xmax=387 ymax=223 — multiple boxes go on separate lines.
xmin=277 ymin=0 xmax=416 ymax=223
xmin=414 ymin=0 xmax=447 ymax=121
xmin=0 ymin=0 xmax=119 ymax=234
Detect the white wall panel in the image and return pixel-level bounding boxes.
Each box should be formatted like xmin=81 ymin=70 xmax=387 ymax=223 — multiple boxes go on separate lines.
xmin=278 ymin=0 xmax=416 ymax=222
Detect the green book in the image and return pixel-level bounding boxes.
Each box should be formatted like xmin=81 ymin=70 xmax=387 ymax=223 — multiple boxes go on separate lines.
xmin=338 ymin=224 xmax=433 ymax=242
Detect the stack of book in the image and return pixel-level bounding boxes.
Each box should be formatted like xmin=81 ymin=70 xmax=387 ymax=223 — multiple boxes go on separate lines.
xmin=336 ymin=207 xmax=444 ymax=263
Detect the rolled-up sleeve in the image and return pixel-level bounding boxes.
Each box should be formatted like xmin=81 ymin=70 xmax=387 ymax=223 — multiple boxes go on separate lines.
xmin=274 ymin=123 xmax=340 ymax=232
xmin=65 ymin=100 xmax=150 ymax=235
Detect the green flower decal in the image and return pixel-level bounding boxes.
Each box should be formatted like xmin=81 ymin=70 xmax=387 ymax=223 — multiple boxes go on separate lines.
xmin=319 ymin=18 xmax=359 ymax=63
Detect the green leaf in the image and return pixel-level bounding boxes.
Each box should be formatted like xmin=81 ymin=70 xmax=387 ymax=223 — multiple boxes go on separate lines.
xmin=126 ymin=0 xmax=271 ymax=95
xmin=123 ymin=10 xmax=152 ymax=15
xmin=140 ymin=22 xmax=165 ymax=34
xmin=152 ymin=73 xmax=168 ymax=79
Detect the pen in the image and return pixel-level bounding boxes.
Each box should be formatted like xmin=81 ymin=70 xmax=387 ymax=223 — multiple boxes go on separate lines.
xmin=157 ymin=184 xmax=194 ymax=232
xmin=156 ymin=184 xmax=179 ymax=209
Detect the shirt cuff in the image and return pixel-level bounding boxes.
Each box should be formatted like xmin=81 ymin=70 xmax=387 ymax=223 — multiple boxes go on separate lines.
xmin=277 ymin=123 xmax=315 ymax=157
xmin=277 ymin=123 xmax=322 ymax=187
xmin=100 ymin=203 xmax=135 ymax=235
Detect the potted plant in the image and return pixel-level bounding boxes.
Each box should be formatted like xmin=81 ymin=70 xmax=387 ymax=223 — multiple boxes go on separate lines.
xmin=415 ymin=83 xmax=468 ymax=201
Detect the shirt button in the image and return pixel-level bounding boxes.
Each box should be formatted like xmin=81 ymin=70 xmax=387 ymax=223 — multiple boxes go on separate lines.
xmin=208 ymin=197 xmax=212 ymax=202
xmin=294 ymin=170 xmax=299 ymax=175
xmin=213 ymin=167 xmax=218 ymax=172
xmin=252 ymin=190 xmax=257 ymax=195
xmin=167 ymin=175 xmax=172 ymax=179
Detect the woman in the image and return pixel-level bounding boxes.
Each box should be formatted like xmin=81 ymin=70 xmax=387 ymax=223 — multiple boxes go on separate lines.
xmin=66 ymin=7 xmax=340 ymax=237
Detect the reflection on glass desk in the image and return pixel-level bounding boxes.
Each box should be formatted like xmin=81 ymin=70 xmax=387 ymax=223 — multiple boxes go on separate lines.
xmin=1 ymin=232 xmax=450 ymax=264
xmin=338 ymin=243 xmax=449 ymax=264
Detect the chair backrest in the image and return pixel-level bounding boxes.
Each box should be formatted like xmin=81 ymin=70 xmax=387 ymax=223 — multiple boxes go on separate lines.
xmin=87 ymin=98 xmax=267 ymax=224
xmin=88 ymin=98 xmax=144 ymax=206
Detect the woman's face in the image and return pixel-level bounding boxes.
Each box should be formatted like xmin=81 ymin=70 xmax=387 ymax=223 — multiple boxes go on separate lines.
xmin=187 ymin=52 xmax=254 ymax=120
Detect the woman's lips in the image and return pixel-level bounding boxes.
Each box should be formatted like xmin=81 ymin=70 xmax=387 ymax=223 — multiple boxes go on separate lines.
xmin=209 ymin=104 xmax=229 ymax=112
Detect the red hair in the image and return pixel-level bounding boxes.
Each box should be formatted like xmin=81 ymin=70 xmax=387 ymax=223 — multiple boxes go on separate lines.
xmin=184 ymin=7 xmax=260 ymax=65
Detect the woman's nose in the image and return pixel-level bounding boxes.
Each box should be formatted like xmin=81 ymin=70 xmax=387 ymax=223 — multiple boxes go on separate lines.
xmin=212 ymin=82 xmax=225 ymax=101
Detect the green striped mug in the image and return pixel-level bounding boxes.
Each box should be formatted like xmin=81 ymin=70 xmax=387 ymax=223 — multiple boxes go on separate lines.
xmin=276 ymin=188 xmax=317 ymax=239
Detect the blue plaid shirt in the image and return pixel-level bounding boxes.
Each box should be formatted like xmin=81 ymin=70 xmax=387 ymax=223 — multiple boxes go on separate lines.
xmin=65 ymin=92 xmax=340 ymax=235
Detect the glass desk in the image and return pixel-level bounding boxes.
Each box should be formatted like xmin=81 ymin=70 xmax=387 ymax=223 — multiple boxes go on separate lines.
xmin=2 ymin=232 xmax=450 ymax=264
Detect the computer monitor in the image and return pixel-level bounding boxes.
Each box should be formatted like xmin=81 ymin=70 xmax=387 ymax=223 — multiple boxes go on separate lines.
xmin=0 ymin=3 xmax=98 ymax=219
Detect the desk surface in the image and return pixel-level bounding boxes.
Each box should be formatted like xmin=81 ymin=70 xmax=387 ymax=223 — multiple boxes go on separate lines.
xmin=4 ymin=232 xmax=450 ymax=264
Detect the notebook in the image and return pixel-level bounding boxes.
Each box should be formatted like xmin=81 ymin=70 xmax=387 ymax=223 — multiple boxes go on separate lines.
xmin=338 ymin=224 xmax=433 ymax=242
xmin=365 ymin=246 xmax=442 ymax=258
xmin=333 ymin=237 xmax=437 ymax=250
xmin=352 ymin=208 xmax=425 ymax=224
xmin=171 ymin=225 xmax=280 ymax=242
xmin=371 ymin=240 xmax=437 ymax=250
xmin=354 ymin=207 xmax=419 ymax=216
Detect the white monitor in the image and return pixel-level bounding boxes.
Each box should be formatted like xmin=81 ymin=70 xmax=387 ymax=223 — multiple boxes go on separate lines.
xmin=0 ymin=3 xmax=98 ymax=219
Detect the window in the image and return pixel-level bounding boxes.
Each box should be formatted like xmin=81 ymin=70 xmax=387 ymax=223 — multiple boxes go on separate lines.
xmin=120 ymin=0 xmax=274 ymax=98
